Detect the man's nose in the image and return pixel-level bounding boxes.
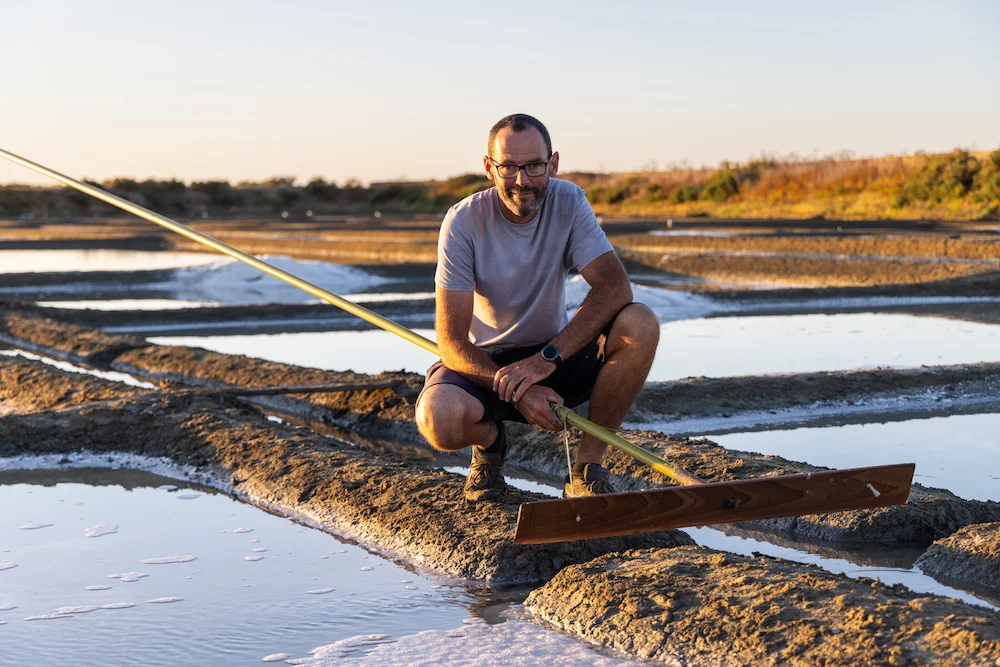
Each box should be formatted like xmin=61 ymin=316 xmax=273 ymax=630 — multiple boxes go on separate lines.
xmin=515 ymin=168 xmax=532 ymax=186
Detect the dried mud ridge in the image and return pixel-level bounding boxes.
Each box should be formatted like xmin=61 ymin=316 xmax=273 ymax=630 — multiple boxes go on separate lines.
xmin=2 ymin=354 xmax=690 ymax=585
xmin=4 ymin=304 xmax=1000 ymax=581
xmin=526 ymin=547 xmax=1000 ymax=666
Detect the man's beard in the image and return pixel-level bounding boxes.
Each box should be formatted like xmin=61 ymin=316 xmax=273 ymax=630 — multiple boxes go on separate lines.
xmin=498 ymin=181 xmax=547 ymax=218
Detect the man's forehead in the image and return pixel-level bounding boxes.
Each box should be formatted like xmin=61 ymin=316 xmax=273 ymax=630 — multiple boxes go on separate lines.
xmin=491 ymin=128 xmax=547 ymax=160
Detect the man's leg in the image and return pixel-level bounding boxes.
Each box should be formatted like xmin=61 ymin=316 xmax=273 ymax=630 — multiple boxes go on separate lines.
xmin=415 ymin=384 xmax=498 ymax=451
xmin=577 ymin=303 xmax=660 ymax=464
xmin=416 ymin=383 xmax=508 ymax=501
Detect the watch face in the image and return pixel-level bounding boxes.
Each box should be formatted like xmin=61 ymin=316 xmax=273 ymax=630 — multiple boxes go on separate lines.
xmin=542 ymin=345 xmax=559 ymax=362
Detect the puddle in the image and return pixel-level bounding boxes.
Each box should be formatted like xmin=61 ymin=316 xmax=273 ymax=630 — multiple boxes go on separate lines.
xmin=148 ymin=329 xmax=440 ymax=375
xmin=0 ymin=250 xmax=218 ymax=273
xmin=696 ymin=413 xmax=1000 ymax=502
xmin=150 ymin=313 xmax=1000 ymax=381
xmin=0 ymin=468 xmax=477 ymax=666
xmin=652 ymin=313 xmax=1000 ymax=380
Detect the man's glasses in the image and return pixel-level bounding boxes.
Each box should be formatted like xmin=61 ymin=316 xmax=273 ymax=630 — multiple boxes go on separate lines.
xmin=488 ymin=156 xmax=551 ymax=179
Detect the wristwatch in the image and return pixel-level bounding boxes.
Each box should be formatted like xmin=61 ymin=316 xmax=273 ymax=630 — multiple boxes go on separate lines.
xmin=540 ymin=344 xmax=562 ymax=366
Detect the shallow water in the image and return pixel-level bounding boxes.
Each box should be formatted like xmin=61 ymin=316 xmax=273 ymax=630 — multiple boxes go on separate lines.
xmin=696 ymin=413 xmax=1000 ymax=502
xmin=149 ymin=313 xmax=1000 ymax=380
xmin=0 ymin=469 xmax=512 ymax=666
xmin=0 ymin=250 xmax=218 ymax=273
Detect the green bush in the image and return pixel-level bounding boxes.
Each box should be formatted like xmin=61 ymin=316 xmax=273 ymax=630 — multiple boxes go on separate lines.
xmin=902 ymin=150 xmax=980 ymax=203
xmin=701 ymin=169 xmax=740 ymax=202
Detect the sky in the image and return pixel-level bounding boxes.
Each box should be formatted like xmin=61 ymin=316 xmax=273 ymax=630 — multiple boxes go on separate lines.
xmin=2 ymin=0 xmax=998 ymax=186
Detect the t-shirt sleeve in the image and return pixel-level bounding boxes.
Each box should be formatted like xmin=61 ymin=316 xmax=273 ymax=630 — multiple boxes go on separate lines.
xmin=434 ymin=207 xmax=476 ymax=291
xmin=566 ymin=194 xmax=614 ymax=272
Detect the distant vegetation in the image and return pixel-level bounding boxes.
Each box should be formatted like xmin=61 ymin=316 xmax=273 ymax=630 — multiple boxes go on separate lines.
xmin=2 ymin=149 xmax=998 ymax=221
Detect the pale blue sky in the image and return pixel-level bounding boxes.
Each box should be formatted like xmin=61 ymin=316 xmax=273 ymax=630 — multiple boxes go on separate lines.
xmin=3 ymin=0 xmax=998 ymax=186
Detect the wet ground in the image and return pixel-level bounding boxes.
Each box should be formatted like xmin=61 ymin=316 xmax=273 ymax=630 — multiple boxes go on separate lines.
xmin=3 ymin=217 xmax=1000 ymax=664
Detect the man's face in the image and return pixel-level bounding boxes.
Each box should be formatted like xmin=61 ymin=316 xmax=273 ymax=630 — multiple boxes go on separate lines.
xmin=484 ymin=127 xmax=559 ymax=221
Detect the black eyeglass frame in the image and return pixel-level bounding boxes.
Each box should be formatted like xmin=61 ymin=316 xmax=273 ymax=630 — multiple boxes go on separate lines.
xmin=487 ymin=156 xmax=552 ymax=179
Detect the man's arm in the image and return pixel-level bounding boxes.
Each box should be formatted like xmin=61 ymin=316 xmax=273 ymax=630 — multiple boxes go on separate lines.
xmin=548 ymin=250 xmax=633 ymax=359
xmin=493 ymin=250 xmax=632 ymax=403
xmin=435 ymin=285 xmax=499 ymax=389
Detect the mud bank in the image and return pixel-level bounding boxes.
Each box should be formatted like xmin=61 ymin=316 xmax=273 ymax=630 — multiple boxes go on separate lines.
xmin=5 ymin=305 xmax=1000 ymax=546
xmin=631 ymin=363 xmax=1000 ymax=433
xmin=611 ymin=233 xmax=1000 ymax=262
xmin=526 ymin=546 xmax=1000 ymax=666
xmin=917 ymin=522 xmax=1000 ymax=595
xmin=622 ymin=249 xmax=992 ymax=288
xmin=0 ymin=356 xmax=690 ymax=584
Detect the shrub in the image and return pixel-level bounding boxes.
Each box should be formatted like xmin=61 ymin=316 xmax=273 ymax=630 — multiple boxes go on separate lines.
xmin=902 ymin=150 xmax=980 ymax=203
xmin=700 ymin=169 xmax=739 ymax=202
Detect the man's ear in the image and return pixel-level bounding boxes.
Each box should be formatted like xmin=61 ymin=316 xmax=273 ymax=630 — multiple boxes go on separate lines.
xmin=483 ymin=155 xmax=497 ymax=184
xmin=549 ymin=151 xmax=559 ymax=177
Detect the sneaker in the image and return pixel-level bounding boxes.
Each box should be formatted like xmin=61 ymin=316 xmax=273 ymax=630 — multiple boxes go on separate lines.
xmin=564 ymin=463 xmax=616 ymax=498
xmin=463 ymin=422 xmax=507 ymax=502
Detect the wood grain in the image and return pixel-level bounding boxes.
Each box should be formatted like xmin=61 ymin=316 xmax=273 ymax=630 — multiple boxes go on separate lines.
xmin=513 ymin=463 xmax=915 ymax=544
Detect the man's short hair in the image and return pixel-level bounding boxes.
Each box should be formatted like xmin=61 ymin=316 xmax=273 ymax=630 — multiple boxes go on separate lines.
xmin=487 ymin=114 xmax=552 ymax=159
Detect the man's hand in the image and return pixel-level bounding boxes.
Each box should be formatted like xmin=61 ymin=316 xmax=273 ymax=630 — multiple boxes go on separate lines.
xmin=493 ymin=353 xmax=556 ymax=403
xmin=515 ymin=384 xmax=564 ymax=431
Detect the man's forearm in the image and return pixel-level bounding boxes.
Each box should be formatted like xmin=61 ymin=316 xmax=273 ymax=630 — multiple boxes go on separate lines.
xmin=550 ymin=282 xmax=632 ymax=358
xmin=440 ymin=341 xmax=500 ymax=390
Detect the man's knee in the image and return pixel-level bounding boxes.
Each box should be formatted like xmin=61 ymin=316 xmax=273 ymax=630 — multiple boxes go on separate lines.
xmin=415 ymin=385 xmax=482 ymax=451
xmin=611 ymin=303 xmax=660 ymax=350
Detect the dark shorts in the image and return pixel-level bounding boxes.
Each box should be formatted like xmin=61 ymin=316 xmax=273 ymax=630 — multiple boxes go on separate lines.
xmin=417 ymin=305 xmax=630 ymax=423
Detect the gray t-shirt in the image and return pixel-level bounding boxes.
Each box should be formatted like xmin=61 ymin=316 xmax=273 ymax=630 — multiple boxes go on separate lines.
xmin=435 ymin=178 xmax=614 ymax=351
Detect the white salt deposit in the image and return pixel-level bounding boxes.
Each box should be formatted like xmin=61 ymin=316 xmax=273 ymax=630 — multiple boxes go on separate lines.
xmin=85 ymin=585 xmax=112 ymax=591
xmin=294 ymin=619 xmax=637 ymax=665
xmin=176 ymin=493 xmax=201 ymax=500
xmin=252 ymin=548 xmax=267 ymax=553
xmin=0 ymin=621 xmax=6 ymax=625
xmin=55 ymin=605 xmax=99 ymax=614
xmin=141 ymin=555 xmax=197 ymax=565
xmin=359 ymin=566 xmax=373 ymax=572
xmin=99 ymin=602 xmax=136 ymax=610
xmin=319 ymin=555 xmax=329 ymax=559
xmin=23 ymin=613 xmax=74 ymax=621
xmin=262 ymin=653 xmax=291 ymax=663
xmin=0 ymin=563 xmax=18 ymax=572
xmin=109 ymin=572 xmax=148 ymax=582
xmin=565 ymin=275 xmax=716 ymax=323
xmin=148 ymin=597 xmax=183 ymax=604
xmin=158 ymin=484 xmax=178 ymax=491
xmin=233 ymin=527 xmax=253 ymax=533
xmin=85 ymin=524 xmax=119 ymax=538
xmin=403 ymin=586 xmax=418 ymax=591
xmin=245 ymin=555 xmax=265 ymax=562
xmin=19 ymin=521 xmax=53 ymax=530
xmin=306 ymin=588 xmax=334 ymax=595
xmin=0 ymin=349 xmax=156 ymax=388
xmin=167 ymin=256 xmax=393 ymax=305
xmin=0 ymin=603 xmax=16 ymax=611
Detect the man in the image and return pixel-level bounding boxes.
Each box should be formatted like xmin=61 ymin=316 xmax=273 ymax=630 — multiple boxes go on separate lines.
xmin=415 ymin=113 xmax=659 ymax=502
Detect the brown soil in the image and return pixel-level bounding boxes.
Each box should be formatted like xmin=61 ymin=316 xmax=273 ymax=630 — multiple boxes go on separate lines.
xmin=526 ymin=546 xmax=1000 ymax=666
xmin=917 ymin=522 xmax=1000 ymax=593
xmin=611 ymin=233 xmax=1000 ymax=261
xmin=629 ymin=363 xmax=1000 ymax=424
xmin=1 ymin=356 xmax=691 ymax=585
xmin=634 ymin=252 xmax=990 ymax=287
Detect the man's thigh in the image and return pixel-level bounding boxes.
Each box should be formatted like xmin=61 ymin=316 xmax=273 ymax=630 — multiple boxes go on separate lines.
xmin=417 ymin=361 xmax=522 ymax=423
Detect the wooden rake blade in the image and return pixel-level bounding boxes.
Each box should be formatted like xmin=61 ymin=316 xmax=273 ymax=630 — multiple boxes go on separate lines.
xmin=512 ymin=463 xmax=915 ymax=544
